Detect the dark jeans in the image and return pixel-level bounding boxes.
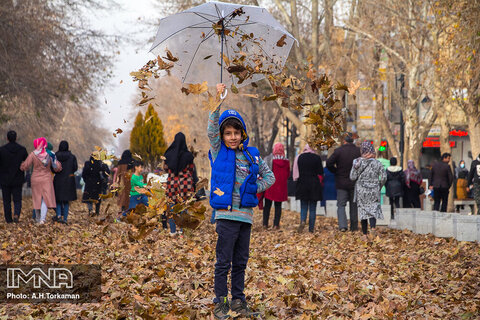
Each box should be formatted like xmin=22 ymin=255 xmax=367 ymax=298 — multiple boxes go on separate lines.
xmin=55 ymin=201 xmax=69 ymax=222
xmin=433 ymin=187 xmax=449 ymax=212
xmin=86 ymin=201 xmax=101 ymax=214
xmin=1 ymin=185 xmax=22 ymax=223
xmin=263 ymin=198 xmax=282 ymax=227
xmin=214 ymin=219 xmax=251 ymax=302
xmin=361 ymin=218 xmax=377 ymax=235
xmin=389 ymin=196 xmax=400 ymax=219
xmin=129 ymin=194 xmax=148 ymax=209
xmin=300 ymin=200 xmax=317 ymax=232
xmin=336 ymin=188 xmax=358 ymax=231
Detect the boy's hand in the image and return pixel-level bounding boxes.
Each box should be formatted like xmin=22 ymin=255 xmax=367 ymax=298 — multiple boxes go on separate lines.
xmin=216 ymin=83 xmax=226 ymax=95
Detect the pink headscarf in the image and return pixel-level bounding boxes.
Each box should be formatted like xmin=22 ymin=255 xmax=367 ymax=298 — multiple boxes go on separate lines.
xmin=33 ymin=137 xmax=49 ymax=166
xmin=292 ymin=144 xmax=316 ymax=181
xmin=272 ymin=143 xmax=285 ymax=157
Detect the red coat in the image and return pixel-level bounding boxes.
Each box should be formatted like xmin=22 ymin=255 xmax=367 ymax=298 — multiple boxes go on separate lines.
xmin=265 ymin=158 xmax=290 ymax=202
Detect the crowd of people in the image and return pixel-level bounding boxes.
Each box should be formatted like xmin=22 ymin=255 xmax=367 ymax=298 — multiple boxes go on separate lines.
xmin=1 ymin=83 xmax=480 ymax=318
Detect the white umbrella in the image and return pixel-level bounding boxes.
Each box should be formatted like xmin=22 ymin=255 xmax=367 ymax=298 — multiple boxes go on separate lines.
xmin=150 ymin=1 xmax=297 ymax=88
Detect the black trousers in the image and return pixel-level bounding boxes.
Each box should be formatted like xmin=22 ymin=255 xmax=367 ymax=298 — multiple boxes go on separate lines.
xmin=361 ymin=218 xmax=377 ymax=235
xmin=1 ymin=185 xmax=22 ymax=223
xmin=214 ymin=219 xmax=251 ymax=302
xmin=433 ymin=187 xmax=449 ymax=212
xmin=263 ymin=198 xmax=282 ymax=227
xmin=389 ymin=196 xmax=400 ymax=219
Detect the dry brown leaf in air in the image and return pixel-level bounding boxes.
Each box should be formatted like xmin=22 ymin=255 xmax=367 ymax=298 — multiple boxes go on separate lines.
xmin=188 ymin=81 xmax=208 ymax=95
xmin=276 ymin=34 xmax=287 ymax=47
xmin=213 ymin=188 xmax=224 ymax=196
xmin=163 ymin=49 xmax=178 ymax=62
xmin=349 ymin=79 xmax=361 ymax=95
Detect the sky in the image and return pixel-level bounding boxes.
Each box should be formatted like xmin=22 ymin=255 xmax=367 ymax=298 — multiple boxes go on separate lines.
xmin=91 ymin=0 xmax=160 ymax=151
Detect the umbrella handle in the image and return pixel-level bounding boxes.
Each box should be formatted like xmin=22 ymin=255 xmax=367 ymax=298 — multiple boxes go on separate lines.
xmin=220 ymin=88 xmax=228 ymax=100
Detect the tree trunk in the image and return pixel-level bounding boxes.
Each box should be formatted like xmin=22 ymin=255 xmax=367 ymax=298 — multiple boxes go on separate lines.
xmin=312 ymin=0 xmax=319 ymax=67
xmin=468 ymin=116 xmax=480 ymax=160
xmin=323 ymin=0 xmax=334 ymax=62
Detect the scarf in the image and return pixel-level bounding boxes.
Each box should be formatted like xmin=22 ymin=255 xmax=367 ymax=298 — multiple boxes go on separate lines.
xmin=33 ymin=137 xmax=49 ymax=166
xmin=164 ymin=132 xmax=194 ymax=175
xmin=293 ymin=144 xmax=316 ymax=181
xmin=360 ymin=141 xmax=376 ymax=158
xmin=404 ymin=160 xmax=422 ymax=187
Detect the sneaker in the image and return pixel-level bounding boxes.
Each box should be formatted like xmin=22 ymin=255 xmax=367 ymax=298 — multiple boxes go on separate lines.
xmin=340 ymin=228 xmax=347 ymax=232
xmin=52 ymin=216 xmax=59 ymax=222
xmin=13 ymin=216 xmax=19 ymax=223
xmin=297 ymin=221 xmax=306 ymax=233
xmin=213 ymin=296 xmax=230 ymax=319
xmin=230 ymin=299 xmax=259 ymax=318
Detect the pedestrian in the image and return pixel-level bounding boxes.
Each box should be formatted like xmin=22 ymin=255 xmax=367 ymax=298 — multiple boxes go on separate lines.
xmin=128 ymin=160 xmax=148 ymax=210
xmin=52 ymin=141 xmax=78 ymax=224
xmin=293 ymin=144 xmax=323 ymax=233
xmin=321 ymin=165 xmax=337 ymax=216
xmin=455 ymin=160 xmax=469 ymax=202
xmin=113 ymin=150 xmax=134 ymax=214
xmin=403 ymin=160 xmax=423 ymax=208
xmin=429 ymin=153 xmax=453 ymax=212
xmin=263 ymin=143 xmax=290 ymax=230
xmin=164 ymin=132 xmax=197 ymax=235
xmin=385 ymin=157 xmax=404 ymax=219
xmin=20 ymin=137 xmax=62 ymax=224
xmin=0 ymin=131 xmax=28 ymax=223
xmin=326 ymin=132 xmax=361 ymax=232
xmin=350 ymin=141 xmax=387 ymax=240
xmin=467 ymin=154 xmax=480 ymax=215
xmin=456 ymin=160 xmax=469 ymax=212
xmin=209 ymin=83 xmax=275 ymax=319
xmin=82 ymin=155 xmax=109 ymax=216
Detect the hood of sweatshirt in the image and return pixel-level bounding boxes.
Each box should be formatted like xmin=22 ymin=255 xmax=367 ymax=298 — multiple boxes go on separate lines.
xmin=387 ymin=165 xmax=403 ymax=173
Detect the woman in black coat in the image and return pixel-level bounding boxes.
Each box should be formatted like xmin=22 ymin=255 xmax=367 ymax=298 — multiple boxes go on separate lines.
xmin=82 ymin=156 xmax=110 ymax=216
xmin=53 ymin=141 xmax=78 ymax=223
xmin=293 ymin=144 xmax=324 ymax=233
xmin=385 ymin=157 xmax=405 ymax=219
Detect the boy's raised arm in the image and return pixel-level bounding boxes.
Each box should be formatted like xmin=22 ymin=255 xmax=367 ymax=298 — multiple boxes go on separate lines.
xmin=207 ymin=83 xmax=226 ymax=155
xmin=257 ymin=158 xmax=275 ymax=193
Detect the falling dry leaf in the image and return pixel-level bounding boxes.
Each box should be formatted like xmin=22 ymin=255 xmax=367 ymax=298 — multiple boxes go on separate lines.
xmin=213 ymin=187 xmax=224 ymax=196
xmin=276 ymin=34 xmax=287 ymax=47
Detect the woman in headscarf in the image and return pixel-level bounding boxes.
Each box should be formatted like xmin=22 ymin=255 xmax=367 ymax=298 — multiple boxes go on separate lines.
xmin=403 ymin=160 xmax=423 ymax=208
xmin=350 ymin=141 xmax=387 ymax=240
xmin=114 ymin=149 xmax=134 ymax=213
xmin=263 ymin=143 xmax=290 ymax=230
xmin=82 ymin=155 xmax=110 ymax=216
xmin=20 ymin=137 xmax=62 ymax=224
xmin=293 ymin=144 xmax=324 ymax=233
xmin=164 ymin=132 xmax=196 ymax=235
xmin=53 ymin=141 xmax=78 ymax=224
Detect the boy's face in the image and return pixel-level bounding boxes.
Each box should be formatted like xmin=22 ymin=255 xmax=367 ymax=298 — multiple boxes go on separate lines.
xmin=135 ymin=165 xmax=143 ymax=173
xmin=222 ymin=126 xmax=242 ymax=150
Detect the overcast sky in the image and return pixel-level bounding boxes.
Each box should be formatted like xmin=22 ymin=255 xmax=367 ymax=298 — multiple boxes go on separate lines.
xmin=91 ymin=0 xmax=159 ymax=150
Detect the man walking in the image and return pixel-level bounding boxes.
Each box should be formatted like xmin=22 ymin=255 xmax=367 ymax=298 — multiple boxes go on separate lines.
xmin=0 ymin=131 xmax=28 ymax=223
xmin=429 ymin=153 xmax=453 ymax=212
xmin=467 ymin=153 xmax=480 ymax=215
xmin=326 ymin=133 xmax=361 ymax=231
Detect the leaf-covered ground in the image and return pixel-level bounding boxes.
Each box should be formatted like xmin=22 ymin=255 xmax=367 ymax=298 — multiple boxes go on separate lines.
xmin=1 ymin=197 xmax=479 ymax=319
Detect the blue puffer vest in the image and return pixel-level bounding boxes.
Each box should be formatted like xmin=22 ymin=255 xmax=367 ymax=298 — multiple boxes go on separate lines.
xmin=209 ymin=109 xmax=259 ymax=210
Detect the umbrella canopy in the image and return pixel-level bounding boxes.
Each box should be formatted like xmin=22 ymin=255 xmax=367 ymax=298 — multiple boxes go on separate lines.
xmin=150 ymin=1 xmax=296 ymax=87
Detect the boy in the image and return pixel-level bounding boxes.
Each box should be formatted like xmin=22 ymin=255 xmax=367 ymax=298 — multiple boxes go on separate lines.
xmin=128 ymin=160 xmax=148 ymax=211
xmin=208 ymin=83 xmax=275 ymax=319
